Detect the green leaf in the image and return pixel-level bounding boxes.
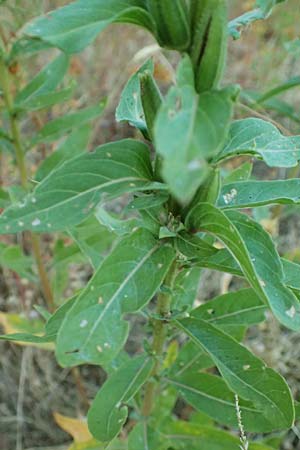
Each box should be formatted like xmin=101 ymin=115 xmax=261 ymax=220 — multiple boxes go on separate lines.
xmin=96 ymin=207 xmax=141 ymax=237
xmin=0 ymin=242 xmax=35 ymax=281
xmin=126 ymin=191 xmax=169 ymax=211
xmin=18 ymin=83 xmax=76 ymax=111
xmin=66 ymin=216 xmax=115 ymax=269
xmin=24 ymin=0 xmax=155 ymax=54
xmin=14 ymin=53 xmax=70 ymax=110
xmin=88 ymin=354 xmax=154 ymax=442
xmin=175 ymin=317 xmax=294 ymax=431
xmin=172 ymin=267 xmax=202 ymax=311
xmin=218 ymin=179 xmax=300 ymax=209
xmin=228 ymin=0 xmax=285 ymax=39
xmin=116 ymin=59 xmax=153 ymax=134
xmin=161 ymin=420 xmax=274 ymax=450
xmin=0 ymin=296 xmax=75 ymax=345
xmin=224 ymin=161 xmax=253 ymax=183
xmin=155 ymin=86 xmax=234 ymax=203
xmin=175 ymin=231 xmax=218 ymax=260
xmin=190 ymin=243 xmax=300 ymax=294
xmin=257 ymin=75 xmax=300 ymax=103
xmin=10 ymin=37 xmax=54 ymax=59
xmin=56 ymin=229 xmax=175 ymax=366
xmin=128 ymin=423 xmax=162 ymax=450
xmin=0 ymin=139 xmax=160 ymax=233
xmin=162 ymin=421 xmax=235 ymax=449
xmin=169 ymin=340 xmax=214 ymax=378
xmin=282 ymin=259 xmax=300 ymax=291
xmin=35 ymin=125 xmax=91 ymax=181
xmin=0 ymin=187 xmax=10 ymax=208
xmin=216 ymin=118 xmax=300 ymax=167
xmin=32 ymin=102 xmax=105 ymax=144
xmin=187 ymin=204 xmax=300 ymax=330
xmin=166 ymin=371 xmax=282 ymax=438
xmin=192 ymin=288 xmax=266 ymax=326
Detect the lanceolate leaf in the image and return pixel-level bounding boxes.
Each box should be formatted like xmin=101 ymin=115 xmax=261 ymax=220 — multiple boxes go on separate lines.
xmin=116 ymin=58 xmax=153 ymax=134
xmin=88 ymin=354 xmax=154 ymax=442
xmin=24 ymin=0 xmax=155 ymax=54
xmin=56 ymin=229 xmax=176 ymax=366
xmin=228 ymin=1 xmax=285 ymax=40
xmin=0 ymin=242 xmax=35 ymax=281
xmin=32 ymin=102 xmax=105 ymax=143
xmin=161 ymin=420 xmax=275 ymax=450
xmin=0 ymin=139 xmax=162 ymax=233
xmin=169 ymin=340 xmax=214 ymax=378
xmin=175 ymin=318 xmax=294 ymax=431
xmin=128 ymin=423 xmax=163 ymax=450
xmin=257 ymin=75 xmax=300 ymax=103
xmin=35 ymin=125 xmax=91 ymax=181
xmin=192 ymin=288 xmax=266 ymax=326
xmin=154 ymin=79 xmax=234 ymax=203
xmin=175 ymin=231 xmax=218 ymax=260
xmin=0 ymin=296 xmax=75 ymax=345
xmin=186 ymin=204 xmax=300 ymax=330
xmin=14 ymin=53 xmax=69 ymax=110
xmin=167 ymin=373 xmax=275 ymax=433
xmin=190 ymin=244 xmax=300 ymax=294
xmin=216 ymin=118 xmax=300 ymax=167
xmin=172 ymin=267 xmax=202 ymax=311
xmin=218 ymin=179 xmax=300 ymax=209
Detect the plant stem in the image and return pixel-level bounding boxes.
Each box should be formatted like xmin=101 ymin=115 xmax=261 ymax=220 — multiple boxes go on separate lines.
xmin=142 ymin=259 xmax=178 ymax=417
xmin=0 ymin=56 xmax=55 ymax=311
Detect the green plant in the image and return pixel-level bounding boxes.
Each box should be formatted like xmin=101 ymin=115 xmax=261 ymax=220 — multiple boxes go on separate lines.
xmin=1 ymin=1 xmax=300 ymax=449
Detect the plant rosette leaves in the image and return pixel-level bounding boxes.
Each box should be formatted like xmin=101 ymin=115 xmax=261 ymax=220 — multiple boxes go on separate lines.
xmin=216 ymin=118 xmax=300 ymax=167
xmin=24 ymin=0 xmax=155 ymax=54
xmin=186 ymin=203 xmax=300 ymax=330
xmin=174 ymin=318 xmax=294 ymax=432
xmin=0 ymin=139 xmax=165 ymax=233
xmin=88 ymin=354 xmax=154 ymax=443
xmin=56 ymin=228 xmax=176 ymax=367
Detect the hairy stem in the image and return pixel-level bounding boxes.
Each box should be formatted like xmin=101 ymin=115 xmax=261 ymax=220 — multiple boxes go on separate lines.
xmin=142 ymin=259 xmax=178 ymax=417
xmin=0 ymin=56 xmax=55 ymax=311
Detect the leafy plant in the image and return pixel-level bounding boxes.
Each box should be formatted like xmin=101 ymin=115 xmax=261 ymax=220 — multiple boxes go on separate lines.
xmin=1 ymin=1 xmax=299 ymax=449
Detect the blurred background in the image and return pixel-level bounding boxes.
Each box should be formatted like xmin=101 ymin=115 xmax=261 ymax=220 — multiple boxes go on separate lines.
xmin=1 ymin=1 xmax=300 ymax=449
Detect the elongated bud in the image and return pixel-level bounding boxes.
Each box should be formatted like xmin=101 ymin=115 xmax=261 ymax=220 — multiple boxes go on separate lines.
xmin=139 ymin=69 xmax=162 ymax=141
xmin=189 ymin=0 xmax=228 ymax=93
xmin=147 ymin=0 xmax=191 ymax=51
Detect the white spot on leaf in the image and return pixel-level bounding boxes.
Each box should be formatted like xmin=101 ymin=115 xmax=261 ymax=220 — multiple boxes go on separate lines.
xmin=286 ymin=306 xmax=296 ymax=318
xmin=223 ymin=188 xmax=238 ymax=205
xmin=31 ymin=218 xmax=41 ymax=226
xmin=80 ymin=319 xmax=88 ymax=328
